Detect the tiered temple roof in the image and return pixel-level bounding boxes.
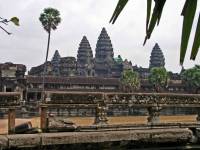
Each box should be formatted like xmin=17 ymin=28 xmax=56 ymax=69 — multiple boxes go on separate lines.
xmin=52 ymin=50 xmax=61 ymax=62
xmin=77 ymin=36 xmax=94 ymax=76
xmin=51 ymin=50 xmax=61 ymax=76
xmin=0 ymin=62 xmax=26 ymax=92
xmin=27 ymin=76 xmax=120 ymax=86
xmin=59 ymin=57 xmax=77 ymax=76
xmin=149 ymin=43 xmax=165 ymax=68
xmin=0 ymin=62 xmax=26 ymax=78
xmin=94 ymin=28 xmax=114 ymax=77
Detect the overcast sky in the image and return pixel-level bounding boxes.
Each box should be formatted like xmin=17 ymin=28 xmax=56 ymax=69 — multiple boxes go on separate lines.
xmin=0 ymin=0 xmax=199 ymax=73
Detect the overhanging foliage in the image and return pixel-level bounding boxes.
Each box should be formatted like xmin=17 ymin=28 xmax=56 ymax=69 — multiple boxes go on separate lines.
xmin=110 ymin=0 xmax=200 ymax=65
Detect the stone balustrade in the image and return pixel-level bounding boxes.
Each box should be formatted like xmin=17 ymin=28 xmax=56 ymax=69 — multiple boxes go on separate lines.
xmin=104 ymin=93 xmax=200 ymax=124
xmin=0 ymin=92 xmax=22 ymax=134
xmin=40 ymin=91 xmax=200 ymax=130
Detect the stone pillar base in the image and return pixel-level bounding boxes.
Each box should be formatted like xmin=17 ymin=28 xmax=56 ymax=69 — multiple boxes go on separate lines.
xmin=8 ymin=108 xmax=16 ymax=134
xmin=147 ymin=106 xmax=162 ymax=125
xmin=93 ymin=103 xmax=108 ymax=125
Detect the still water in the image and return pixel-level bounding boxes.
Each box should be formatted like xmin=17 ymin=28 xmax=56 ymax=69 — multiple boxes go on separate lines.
xmin=33 ymin=144 xmax=200 ymax=150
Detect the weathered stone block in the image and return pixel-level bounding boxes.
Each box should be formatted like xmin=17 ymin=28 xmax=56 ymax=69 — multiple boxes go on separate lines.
xmin=148 ymin=128 xmax=192 ymax=143
xmin=7 ymin=134 xmax=40 ymax=148
xmin=0 ymin=135 xmax=8 ymax=149
xmin=41 ymin=128 xmax=193 ymax=146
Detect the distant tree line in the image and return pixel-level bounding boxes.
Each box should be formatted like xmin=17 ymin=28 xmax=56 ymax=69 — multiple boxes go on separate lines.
xmin=181 ymin=65 xmax=200 ymax=94
xmin=121 ymin=65 xmax=200 ymax=94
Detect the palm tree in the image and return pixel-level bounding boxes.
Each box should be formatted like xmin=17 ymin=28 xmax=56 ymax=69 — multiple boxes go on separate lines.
xmin=39 ymin=8 xmax=61 ymax=69
xmin=39 ymin=8 xmax=61 ymax=99
xmin=110 ymin=0 xmax=200 ymax=65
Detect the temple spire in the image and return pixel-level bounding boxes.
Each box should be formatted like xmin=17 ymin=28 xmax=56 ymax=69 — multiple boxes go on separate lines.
xmin=94 ymin=27 xmax=114 ymax=77
xmin=52 ymin=50 xmax=61 ymax=62
xmin=149 ymin=43 xmax=165 ymax=68
xmin=51 ymin=50 xmax=61 ymax=76
xmin=77 ymin=36 xmax=94 ymax=76
xmin=95 ymin=27 xmax=113 ymax=57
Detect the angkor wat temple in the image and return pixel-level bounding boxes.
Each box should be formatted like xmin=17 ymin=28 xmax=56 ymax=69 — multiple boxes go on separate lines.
xmin=29 ymin=28 xmax=133 ymax=78
xmin=0 ymin=27 xmax=187 ymax=102
xmin=28 ymin=28 xmax=168 ymax=81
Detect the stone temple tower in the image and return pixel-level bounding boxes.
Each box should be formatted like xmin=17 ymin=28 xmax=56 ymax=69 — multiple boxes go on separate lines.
xmin=51 ymin=50 xmax=61 ymax=76
xmin=149 ymin=43 xmax=165 ymax=68
xmin=77 ymin=36 xmax=94 ymax=76
xmin=94 ymin=27 xmax=114 ymax=77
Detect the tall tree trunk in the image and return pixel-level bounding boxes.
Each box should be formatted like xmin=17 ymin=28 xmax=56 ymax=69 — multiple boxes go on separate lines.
xmin=42 ymin=29 xmax=51 ymax=101
xmin=45 ymin=29 xmax=51 ymax=64
xmin=154 ymin=85 xmax=161 ymax=93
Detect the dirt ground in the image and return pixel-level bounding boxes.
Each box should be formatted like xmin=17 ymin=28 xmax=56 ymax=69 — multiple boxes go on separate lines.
xmin=0 ymin=115 xmax=197 ymax=134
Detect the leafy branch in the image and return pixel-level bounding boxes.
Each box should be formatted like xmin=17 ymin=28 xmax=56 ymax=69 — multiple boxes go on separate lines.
xmin=0 ymin=17 xmax=19 ymax=35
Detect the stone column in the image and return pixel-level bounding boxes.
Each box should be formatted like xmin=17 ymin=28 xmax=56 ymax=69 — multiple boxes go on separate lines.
xmin=34 ymin=92 xmax=37 ymax=101
xmin=196 ymin=110 xmax=200 ymax=123
xmin=57 ymin=108 xmax=60 ymax=116
xmin=40 ymin=106 xmax=47 ymax=132
xmin=3 ymin=86 xmax=6 ymax=92
xmin=147 ymin=105 xmax=162 ymax=124
xmin=8 ymin=108 xmax=16 ymax=134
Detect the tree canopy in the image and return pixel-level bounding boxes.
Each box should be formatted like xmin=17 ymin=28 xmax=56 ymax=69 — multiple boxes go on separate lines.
xmin=121 ymin=69 xmax=140 ymax=92
xmin=148 ymin=67 xmax=168 ymax=92
xmin=39 ymin=8 xmax=61 ymax=33
xmin=110 ymin=0 xmax=200 ymax=65
xmin=181 ymin=65 xmax=200 ymax=93
xmin=39 ymin=7 xmax=61 ymax=63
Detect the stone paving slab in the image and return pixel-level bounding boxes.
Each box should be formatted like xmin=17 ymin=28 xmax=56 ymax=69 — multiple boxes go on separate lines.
xmin=7 ymin=134 xmax=41 ymax=148
xmin=0 ymin=128 xmax=193 ymax=149
xmin=0 ymin=135 xmax=8 ymax=149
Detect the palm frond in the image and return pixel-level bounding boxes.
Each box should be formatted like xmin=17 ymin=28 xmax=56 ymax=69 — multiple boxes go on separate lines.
xmin=190 ymin=13 xmax=200 ymax=60
xmin=110 ymin=0 xmax=129 ymax=24
xmin=110 ymin=0 xmax=199 ymax=64
xmin=146 ymin=0 xmax=152 ymax=32
xmin=180 ymin=0 xmax=197 ymax=65
xmin=144 ymin=0 xmax=166 ymax=45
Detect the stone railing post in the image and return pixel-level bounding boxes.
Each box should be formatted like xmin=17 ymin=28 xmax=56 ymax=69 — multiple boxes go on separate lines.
xmin=196 ymin=110 xmax=200 ymax=123
xmin=8 ymin=108 xmax=16 ymax=134
xmin=94 ymin=102 xmax=108 ymax=125
xmin=147 ymin=105 xmax=162 ymax=125
xmin=40 ymin=106 xmax=48 ymax=131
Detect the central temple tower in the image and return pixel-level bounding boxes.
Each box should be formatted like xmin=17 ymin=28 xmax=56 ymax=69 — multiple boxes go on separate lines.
xmin=94 ymin=28 xmax=114 ymax=77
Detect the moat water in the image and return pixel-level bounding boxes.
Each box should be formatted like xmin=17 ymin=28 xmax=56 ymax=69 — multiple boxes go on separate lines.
xmin=17 ymin=144 xmax=200 ymax=150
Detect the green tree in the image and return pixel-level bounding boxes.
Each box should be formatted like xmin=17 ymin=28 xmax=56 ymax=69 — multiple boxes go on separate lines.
xmin=39 ymin=8 xmax=61 ymax=72
xmin=121 ymin=69 xmax=140 ymax=92
xmin=149 ymin=67 xmax=168 ymax=92
xmin=0 ymin=17 xmax=19 ymax=34
xmin=181 ymin=65 xmax=200 ymax=93
xmin=110 ymin=0 xmax=200 ymax=65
